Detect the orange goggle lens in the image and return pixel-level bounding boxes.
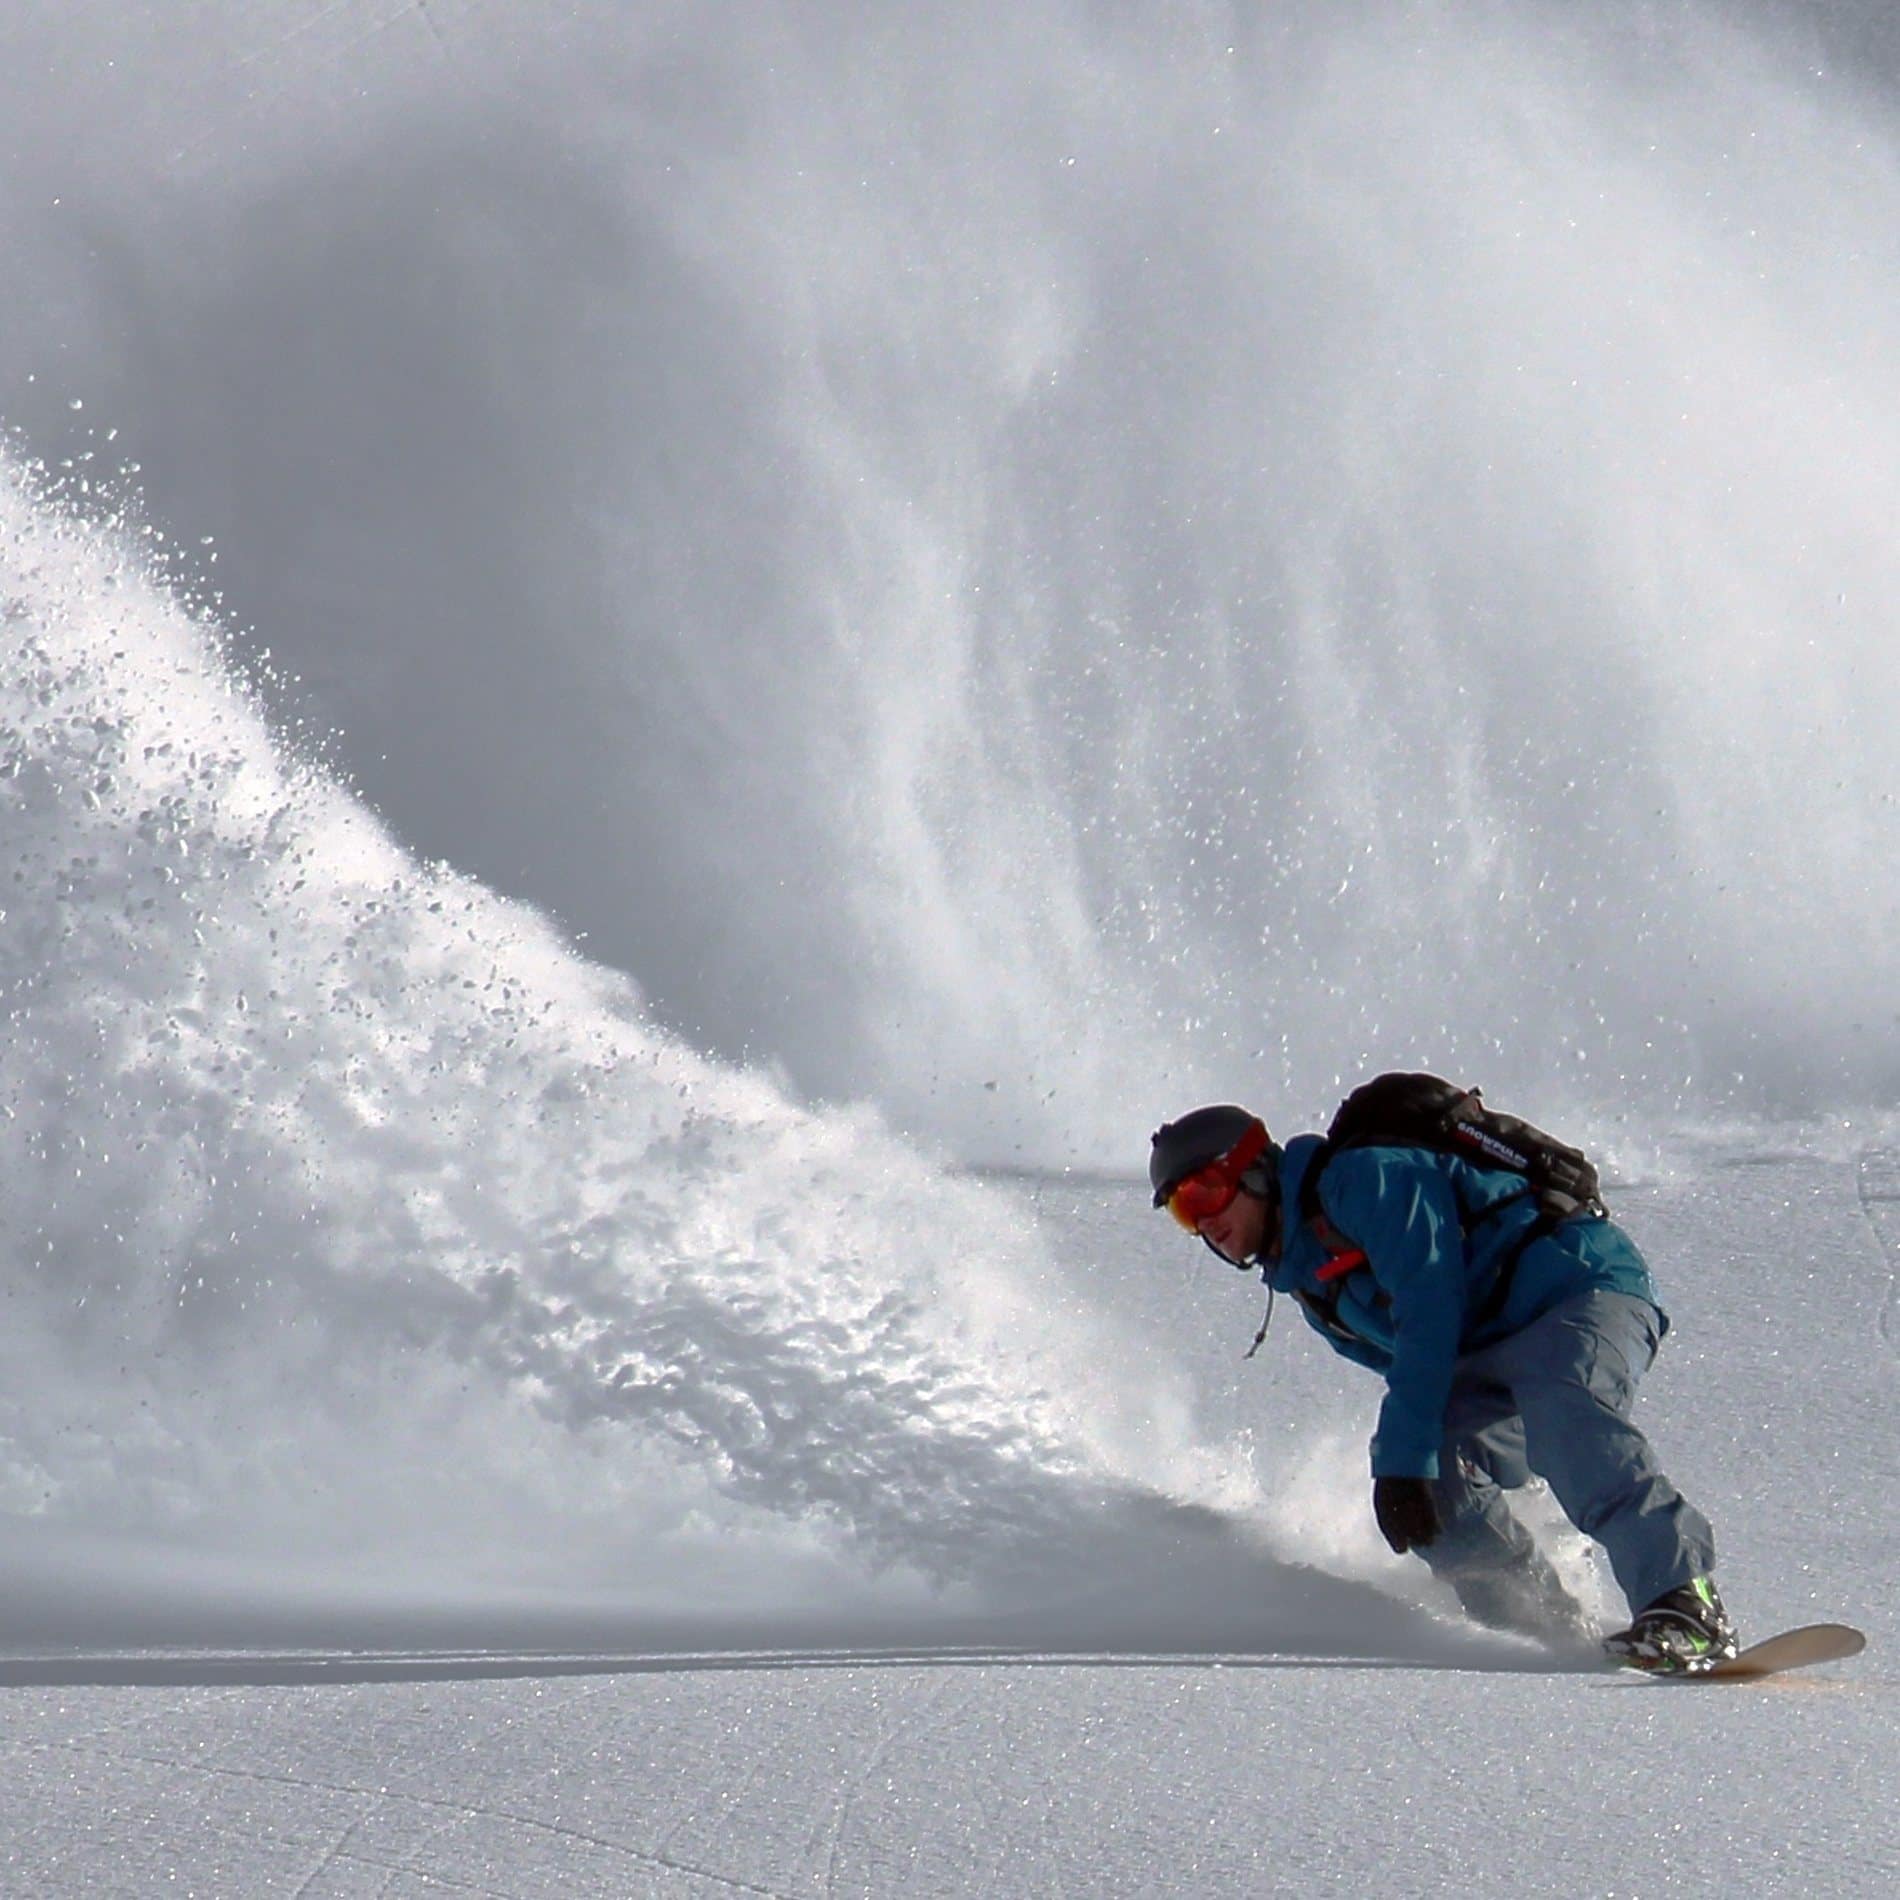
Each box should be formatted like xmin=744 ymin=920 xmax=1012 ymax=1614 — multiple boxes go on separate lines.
xmin=1167 ymin=1166 xmax=1241 ymax=1232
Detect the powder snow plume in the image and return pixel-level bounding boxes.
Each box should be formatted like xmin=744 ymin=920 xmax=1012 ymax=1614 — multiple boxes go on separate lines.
xmin=7 ymin=5 xmax=1900 ymax=1175
xmin=0 ymin=453 xmax=1247 ymax=1636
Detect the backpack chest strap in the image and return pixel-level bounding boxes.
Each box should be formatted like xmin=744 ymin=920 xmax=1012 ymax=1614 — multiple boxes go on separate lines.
xmin=1315 ymin=1242 xmax=1367 ymax=1282
xmin=1308 ymin=1209 xmax=1368 ymax=1283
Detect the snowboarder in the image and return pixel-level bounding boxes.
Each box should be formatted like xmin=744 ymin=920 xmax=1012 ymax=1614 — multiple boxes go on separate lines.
xmin=1149 ymin=1095 xmax=1737 ymax=1671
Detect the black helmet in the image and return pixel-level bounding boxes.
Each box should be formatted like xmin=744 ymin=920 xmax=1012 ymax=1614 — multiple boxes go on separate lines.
xmin=1149 ymin=1104 xmax=1272 ymax=1207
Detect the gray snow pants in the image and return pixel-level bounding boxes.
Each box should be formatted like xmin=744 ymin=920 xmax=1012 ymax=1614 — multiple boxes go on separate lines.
xmin=1423 ymin=1289 xmax=1717 ymax=1617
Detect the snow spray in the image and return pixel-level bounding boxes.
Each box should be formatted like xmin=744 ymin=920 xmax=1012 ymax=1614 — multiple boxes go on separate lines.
xmin=2 ymin=0 xmax=1897 ymax=1632
xmin=0 ymin=455 xmax=1250 ymax=1628
xmin=7 ymin=4 xmax=1889 ymax=1162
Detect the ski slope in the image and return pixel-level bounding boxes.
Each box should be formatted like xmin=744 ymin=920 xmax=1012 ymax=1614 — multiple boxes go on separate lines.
xmin=0 ymin=1150 xmax=1893 ymax=1896
xmin=2 ymin=1 xmax=1898 ymax=1893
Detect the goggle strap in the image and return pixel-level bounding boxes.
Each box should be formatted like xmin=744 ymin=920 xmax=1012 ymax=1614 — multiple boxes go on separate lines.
xmin=1226 ymin=1119 xmax=1269 ymax=1177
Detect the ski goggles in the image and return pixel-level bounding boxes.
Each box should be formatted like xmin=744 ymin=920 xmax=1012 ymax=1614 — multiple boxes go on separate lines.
xmin=1163 ymin=1121 xmax=1269 ymax=1231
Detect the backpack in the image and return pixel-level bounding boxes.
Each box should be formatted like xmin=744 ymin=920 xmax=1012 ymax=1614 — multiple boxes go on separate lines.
xmin=1294 ymin=1072 xmax=1607 ymax=1333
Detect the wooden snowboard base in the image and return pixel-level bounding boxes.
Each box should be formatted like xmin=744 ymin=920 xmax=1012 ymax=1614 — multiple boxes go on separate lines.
xmin=1684 ymin=1622 xmax=1865 ymax=1682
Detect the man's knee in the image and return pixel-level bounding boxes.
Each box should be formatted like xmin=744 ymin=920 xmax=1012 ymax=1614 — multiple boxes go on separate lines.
xmin=1424 ymin=1462 xmax=1535 ymax=1571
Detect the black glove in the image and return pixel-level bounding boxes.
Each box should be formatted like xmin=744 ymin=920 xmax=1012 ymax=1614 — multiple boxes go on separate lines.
xmin=1373 ymin=1475 xmax=1441 ymax=1554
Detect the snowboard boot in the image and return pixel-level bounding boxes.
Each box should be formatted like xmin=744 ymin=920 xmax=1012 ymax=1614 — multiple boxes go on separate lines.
xmin=1603 ymin=1576 xmax=1738 ymax=1675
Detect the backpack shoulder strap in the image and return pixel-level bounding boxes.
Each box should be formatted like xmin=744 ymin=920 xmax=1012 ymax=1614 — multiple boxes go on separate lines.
xmin=1294 ymin=1139 xmax=1334 ymax=1230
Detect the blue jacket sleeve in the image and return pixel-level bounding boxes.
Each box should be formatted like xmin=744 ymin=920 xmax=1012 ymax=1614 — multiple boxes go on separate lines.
xmin=1291 ymin=1300 xmax=1391 ymax=1373
xmin=1322 ymin=1149 xmax=1469 ymax=1480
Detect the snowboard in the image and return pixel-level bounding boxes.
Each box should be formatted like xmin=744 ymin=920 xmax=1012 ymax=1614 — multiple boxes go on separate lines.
xmin=1629 ymin=1622 xmax=1865 ymax=1682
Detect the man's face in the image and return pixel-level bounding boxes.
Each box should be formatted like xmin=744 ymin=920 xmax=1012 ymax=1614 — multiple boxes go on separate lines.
xmin=1195 ymin=1186 xmax=1270 ymax=1265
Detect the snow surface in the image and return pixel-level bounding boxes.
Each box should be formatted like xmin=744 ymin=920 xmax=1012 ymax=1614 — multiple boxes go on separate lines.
xmin=0 ymin=1152 xmax=1893 ymax=1896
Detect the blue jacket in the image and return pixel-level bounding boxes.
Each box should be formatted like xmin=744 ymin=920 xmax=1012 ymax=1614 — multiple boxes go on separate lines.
xmin=1266 ymin=1135 xmax=1661 ymax=1480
